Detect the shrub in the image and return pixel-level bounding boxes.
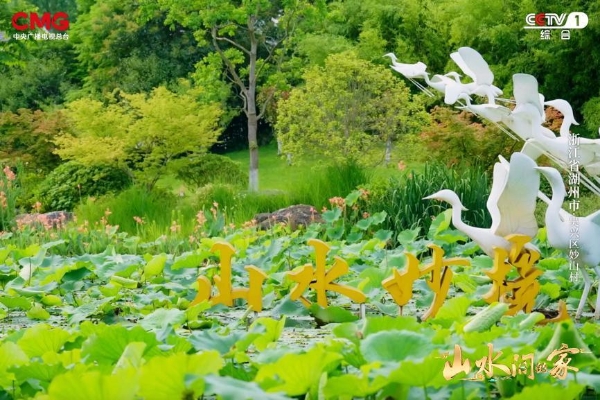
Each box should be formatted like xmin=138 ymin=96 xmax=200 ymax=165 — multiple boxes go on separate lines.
xmin=366 ymin=161 xmax=491 ymax=237
xmin=420 ymin=107 xmax=518 ymax=172
xmin=37 ymin=162 xmax=132 ymax=211
xmin=173 ymin=153 xmax=247 ymax=188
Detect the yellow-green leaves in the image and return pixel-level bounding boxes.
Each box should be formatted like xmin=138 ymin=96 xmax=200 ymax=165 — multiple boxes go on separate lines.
xmin=143 ymin=253 xmax=167 ymax=279
xmin=255 ymin=347 xmax=342 ymax=397
xmin=55 ymin=86 xmax=223 ymax=189
xmin=138 ymin=352 xmax=224 ymax=400
xmin=17 ymin=324 xmax=72 ymax=358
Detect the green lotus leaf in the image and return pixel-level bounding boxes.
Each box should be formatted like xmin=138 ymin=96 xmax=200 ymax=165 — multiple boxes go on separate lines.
xmin=138 ymin=351 xmax=224 ymax=400
xmin=144 ymin=254 xmax=168 ymax=278
xmin=45 ymin=367 xmax=138 ymax=400
xmin=17 ymin=324 xmax=72 ymax=358
xmin=81 ymin=324 xmax=160 ymax=366
xmin=0 ymin=342 xmax=29 ymax=389
xmin=360 ymin=330 xmax=435 ymax=363
xmin=204 ymin=375 xmax=291 ymax=400
xmin=255 ymin=347 xmax=342 ymax=397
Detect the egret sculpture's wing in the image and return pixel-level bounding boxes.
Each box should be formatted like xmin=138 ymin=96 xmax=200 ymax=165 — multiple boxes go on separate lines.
xmin=390 ymin=64 xmax=409 ymax=76
xmin=457 ymin=47 xmax=494 ymax=85
xmin=450 ymin=52 xmax=476 ymax=81
xmin=513 ymin=74 xmax=544 ymax=118
xmin=494 ymin=152 xmax=540 ymax=238
xmin=444 ymin=83 xmax=463 ymax=104
xmin=487 ymin=156 xmax=509 ymax=234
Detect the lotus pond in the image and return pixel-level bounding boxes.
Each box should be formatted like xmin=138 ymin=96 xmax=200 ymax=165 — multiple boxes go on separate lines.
xmin=0 ymin=207 xmax=599 ymax=400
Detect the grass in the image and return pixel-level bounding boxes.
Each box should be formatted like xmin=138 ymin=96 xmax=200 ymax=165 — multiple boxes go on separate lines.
xmin=223 ymin=141 xmax=424 ymax=192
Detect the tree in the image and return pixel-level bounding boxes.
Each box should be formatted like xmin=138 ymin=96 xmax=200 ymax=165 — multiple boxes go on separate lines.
xmin=54 ymin=86 xmax=223 ymax=190
xmin=70 ymin=0 xmax=204 ymax=97
xmin=145 ymin=0 xmax=324 ymax=191
xmin=0 ymin=108 xmax=67 ymax=171
xmin=275 ymin=51 xmax=426 ymax=165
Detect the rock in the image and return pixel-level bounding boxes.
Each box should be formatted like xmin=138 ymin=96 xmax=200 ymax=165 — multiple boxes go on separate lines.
xmin=254 ymin=204 xmax=323 ymax=230
xmin=15 ymin=211 xmax=74 ymax=229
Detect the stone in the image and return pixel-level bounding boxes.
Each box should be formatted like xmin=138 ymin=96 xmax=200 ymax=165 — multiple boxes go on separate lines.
xmin=15 ymin=211 xmax=74 ymax=229
xmin=254 ymin=204 xmax=323 ymax=230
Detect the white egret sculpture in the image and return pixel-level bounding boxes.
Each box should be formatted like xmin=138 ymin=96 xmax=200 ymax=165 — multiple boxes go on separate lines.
xmin=445 ymin=47 xmax=503 ymax=105
xmin=423 ymin=152 xmax=539 ymax=258
xmin=383 ymin=53 xmax=435 ymax=97
xmin=513 ymin=97 xmax=600 ymax=173
xmin=496 ymin=155 xmax=570 ymax=220
xmin=383 ymin=53 xmax=469 ymax=99
xmin=495 ymin=74 xmax=600 ymax=196
xmin=500 ymin=74 xmax=557 ymax=141
xmin=537 ymin=166 xmax=600 ymax=319
xmin=455 ymin=93 xmax=511 ymax=123
xmin=419 ymin=72 xmax=463 ymax=95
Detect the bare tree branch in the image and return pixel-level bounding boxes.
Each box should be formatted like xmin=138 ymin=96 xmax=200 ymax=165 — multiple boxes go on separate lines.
xmin=239 ymin=92 xmax=248 ymax=116
xmin=214 ymin=34 xmax=251 ymax=56
xmin=211 ymin=26 xmax=248 ymax=98
xmin=257 ymin=88 xmax=275 ymax=120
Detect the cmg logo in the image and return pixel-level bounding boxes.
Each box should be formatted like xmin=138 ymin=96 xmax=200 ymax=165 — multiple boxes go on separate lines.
xmin=11 ymin=12 xmax=69 ymax=31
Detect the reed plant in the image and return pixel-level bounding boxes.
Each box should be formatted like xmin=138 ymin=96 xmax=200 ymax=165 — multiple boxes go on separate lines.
xmin=366 ymin=161 xmax=491 ymax=237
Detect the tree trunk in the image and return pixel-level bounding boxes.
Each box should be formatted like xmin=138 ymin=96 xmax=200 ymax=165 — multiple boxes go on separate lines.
xmin=247 ymin=20 xmax=259 ymax=192
xmin=277 ymin=138 xmax=283 ymax=155
xmin=248 ymin=111 xmax=259 ymax=191
xmin=384 ymin=137 xmax=392 ymax=165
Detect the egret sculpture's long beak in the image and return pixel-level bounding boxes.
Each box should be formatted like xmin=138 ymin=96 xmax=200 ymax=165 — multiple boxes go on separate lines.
xmin=422 ymin=195 xmax=435 ymax=200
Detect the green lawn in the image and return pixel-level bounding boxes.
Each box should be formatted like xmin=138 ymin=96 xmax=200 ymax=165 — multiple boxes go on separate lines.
xmin=224 ymin=143 xmax=317 ymax=191
xmin=155 ymin=138 xmax=426 ymax=198
xmin=224 ymin=141 xmax=423 ymax=191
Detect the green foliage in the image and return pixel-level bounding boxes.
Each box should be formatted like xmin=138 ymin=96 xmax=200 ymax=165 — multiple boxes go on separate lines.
xmin=419 ymin=107 xmax=518 ymax=171
xmin=582 ymin=97 xmax=600 ymax=134
xmin=293 ymin=161 xmax=371 ymax=209
xmin=0 ymin=221 xmax=597 ymax=398
xmin=147 ymin=0 xmax=323 ymax=191
xmin=366 ymin=162 xmax=491 ymax=236
xmin=55 ymin=86 xmax=223 ymax=190
xmin=70 ymin=0 xmax=204 ymax=96
xmin=74 ymin=186 xmax=186 ymax=235
xmin=173 ymin=154 xmax=247 ymax=188
xmin=37 ymin=162 xmax=132 ymax=211
xmin=0 ymin=109 xmax=66 ymax=172
xmin=276 ymin=51 xmax=427 ymax=165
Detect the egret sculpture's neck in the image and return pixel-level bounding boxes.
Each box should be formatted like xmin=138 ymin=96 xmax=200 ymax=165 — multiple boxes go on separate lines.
xmin=449 ymin=202 xmax=471 ymax=236
xmin=560 ymin=119 xmax=572 ymax=138
xmin=545 ymin=181 xmax=569 ymax=246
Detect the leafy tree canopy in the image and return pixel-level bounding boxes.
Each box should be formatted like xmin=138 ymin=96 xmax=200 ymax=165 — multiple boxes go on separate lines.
xmin=54 ymin=86 xmax=223 ymax=189
xmin=276 ymin=51 xmax=428 ymax=165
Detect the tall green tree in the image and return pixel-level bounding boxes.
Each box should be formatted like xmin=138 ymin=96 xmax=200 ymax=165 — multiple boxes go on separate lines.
xmin=70 ymin=0 xmax=204 ymax=97
xmin=276 ymin=51 xmax=427 ymax=165
xmin=145 ymin=0 xmax=325 ymax=191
